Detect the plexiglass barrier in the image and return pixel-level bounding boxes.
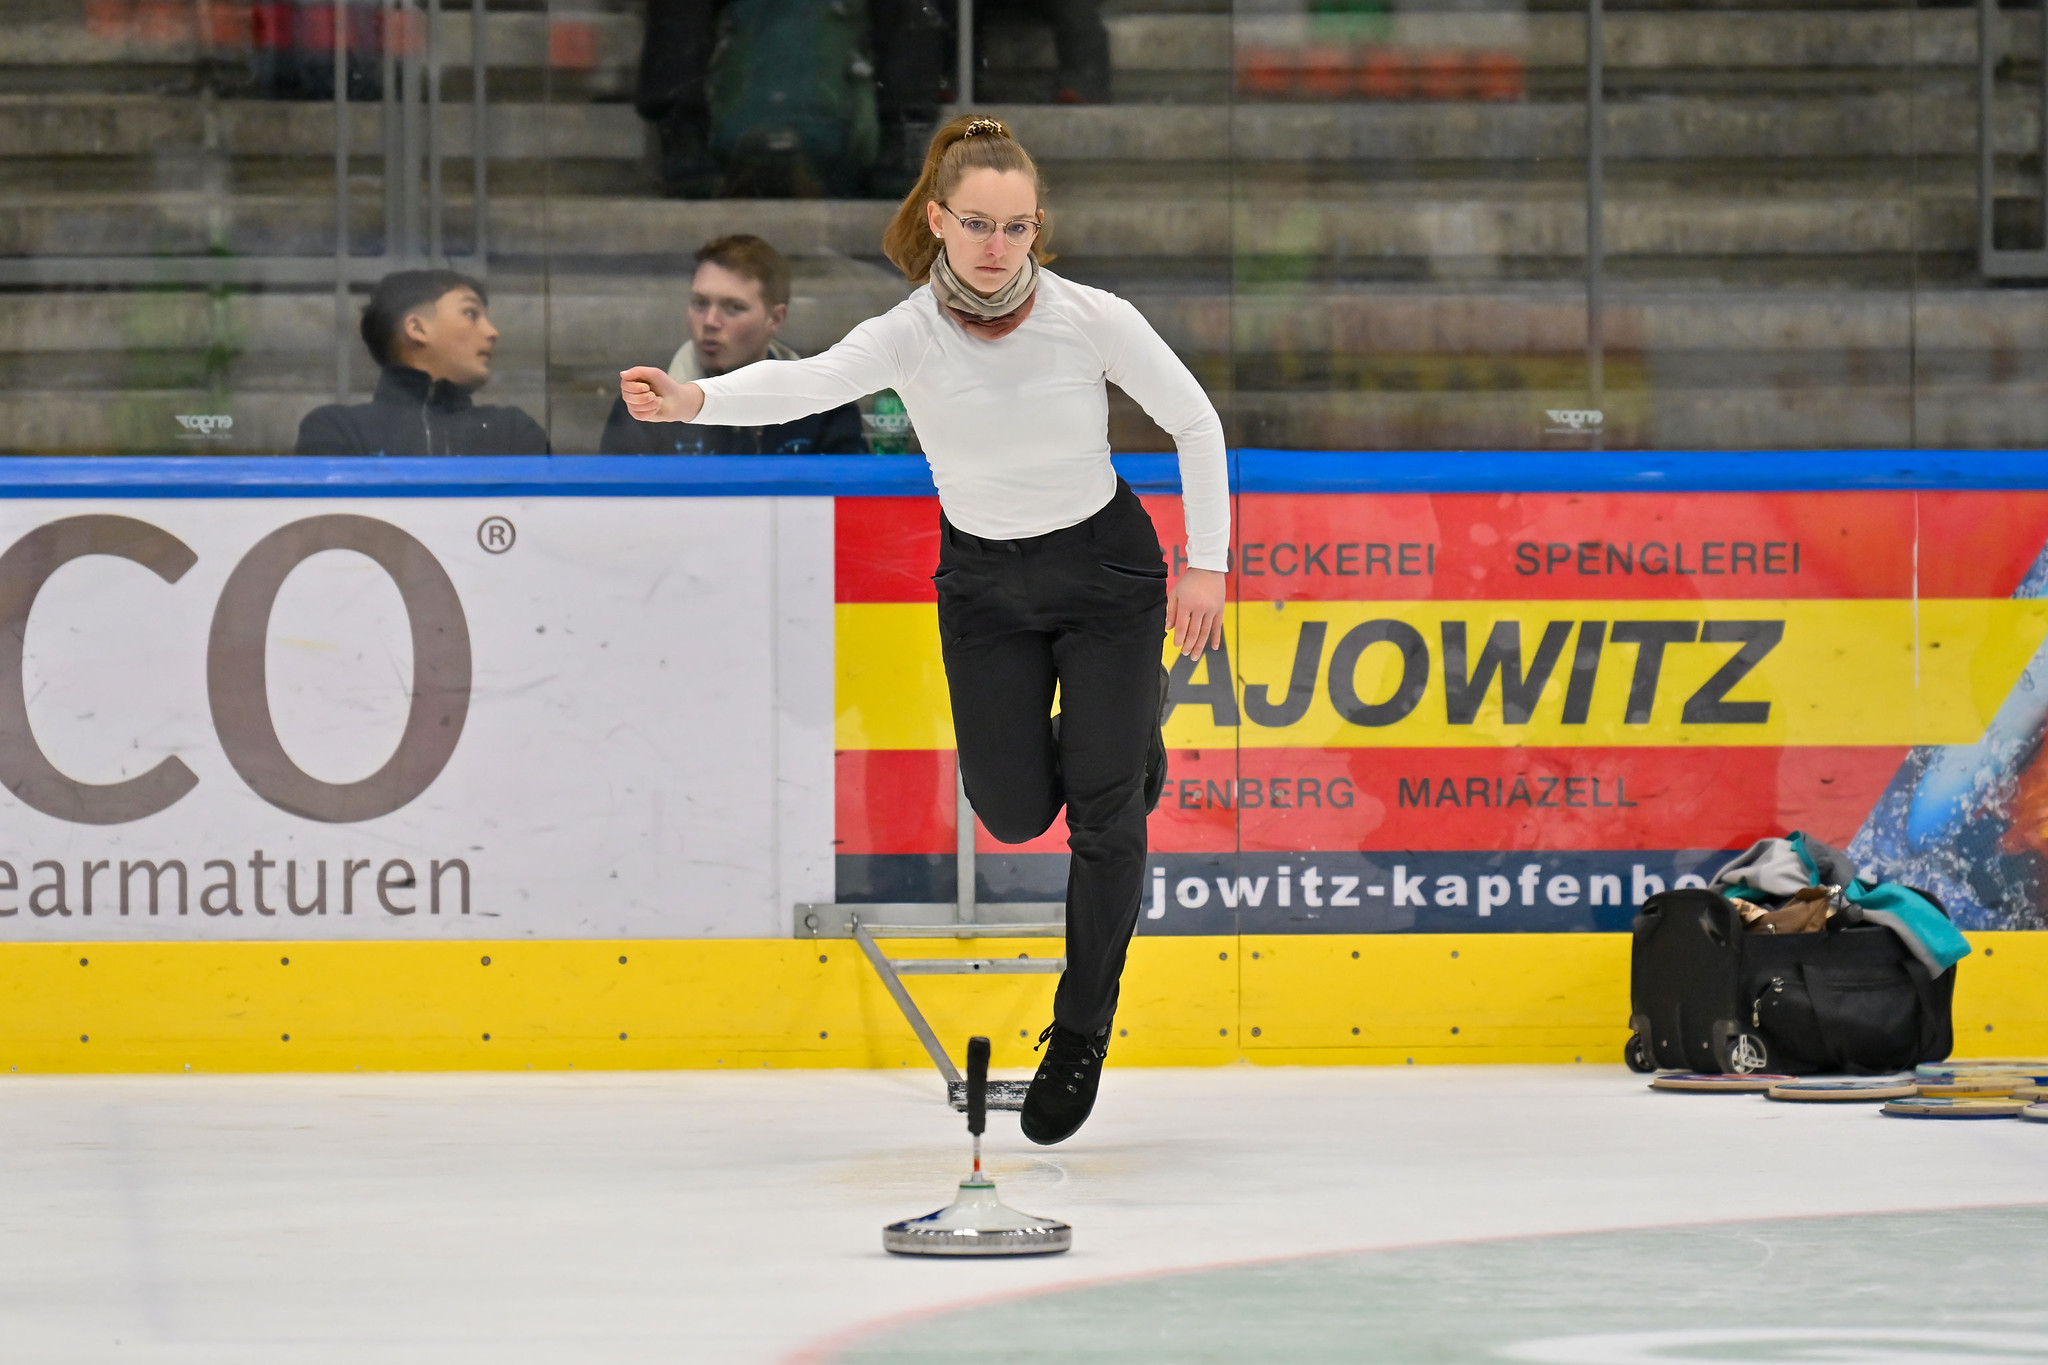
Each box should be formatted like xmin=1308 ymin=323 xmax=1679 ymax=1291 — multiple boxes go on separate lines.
xmin=8 ymin=0 xmax=2047 ymax=457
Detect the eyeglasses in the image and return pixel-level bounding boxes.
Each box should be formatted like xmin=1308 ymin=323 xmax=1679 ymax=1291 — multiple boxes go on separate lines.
xmin=938 ymin=203 xmax=1042 ymax=246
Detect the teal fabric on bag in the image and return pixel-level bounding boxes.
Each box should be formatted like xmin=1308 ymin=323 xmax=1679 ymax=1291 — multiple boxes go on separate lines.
xmin=1840 ymin=881 xmax=1972 ymax=973
xmin=1787 ymin=831 xmax=1972 ymax=973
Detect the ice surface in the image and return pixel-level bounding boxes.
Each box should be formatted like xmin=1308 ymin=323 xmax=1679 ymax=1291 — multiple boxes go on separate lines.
xmin=1 ymin=1066 xmax=2042 ymax=1362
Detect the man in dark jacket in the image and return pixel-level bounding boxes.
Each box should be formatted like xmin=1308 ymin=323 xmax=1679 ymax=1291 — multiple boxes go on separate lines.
xmin=600 ymin=234 xmax=867 ymax=456
xmin=295 ymin=270 xmax=549 ymax=456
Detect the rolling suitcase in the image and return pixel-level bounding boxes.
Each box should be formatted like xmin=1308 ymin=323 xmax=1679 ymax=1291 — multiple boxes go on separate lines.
xmin=1625 ymin=887 xmax=1956 ymax=1075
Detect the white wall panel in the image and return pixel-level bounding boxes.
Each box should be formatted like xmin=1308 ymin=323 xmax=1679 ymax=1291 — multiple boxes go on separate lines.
xmin=0 ymin=496 xmax=833 ymax=940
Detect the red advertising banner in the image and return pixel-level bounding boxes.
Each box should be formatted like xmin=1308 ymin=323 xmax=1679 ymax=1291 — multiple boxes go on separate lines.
xmin=836 ymin=491 xmax=2048 ymax=935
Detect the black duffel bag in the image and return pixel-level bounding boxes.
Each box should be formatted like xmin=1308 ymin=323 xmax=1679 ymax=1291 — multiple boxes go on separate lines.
xmin=1625 ymin=887 xmax=1955 ymax=1075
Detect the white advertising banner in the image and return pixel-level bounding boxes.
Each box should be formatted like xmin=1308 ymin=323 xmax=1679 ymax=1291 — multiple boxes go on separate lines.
xmin=0 ymin=496 xmax=834 ymax=940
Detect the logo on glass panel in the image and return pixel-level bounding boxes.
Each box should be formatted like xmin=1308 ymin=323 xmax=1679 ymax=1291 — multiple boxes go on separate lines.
xmin=174 ymin=414 xmax=234 ymax=440
xmin=1544 ymin=409 xmax=1604 ymax=435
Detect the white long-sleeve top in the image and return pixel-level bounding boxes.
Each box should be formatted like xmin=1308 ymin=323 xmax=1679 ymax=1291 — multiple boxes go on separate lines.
xmin=694 ymin=269 xmax=1230 ymax=571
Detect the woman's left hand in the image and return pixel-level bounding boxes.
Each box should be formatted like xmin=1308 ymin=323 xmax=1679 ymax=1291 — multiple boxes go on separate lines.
xmin=1167 ymin=566 xmax=1226 ymax=660
xmin=618 ymin=366 xmax=703 ymax=423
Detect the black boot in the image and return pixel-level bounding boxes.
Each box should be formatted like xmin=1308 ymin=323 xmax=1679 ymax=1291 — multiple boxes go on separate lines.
xmin=1144 ymin=663 xmax=1170 ymax=814
xmin=1020 ymin=1022 xmax=1109 ymax=1145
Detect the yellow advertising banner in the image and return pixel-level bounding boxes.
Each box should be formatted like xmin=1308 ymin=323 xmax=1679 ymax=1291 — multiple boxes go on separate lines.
xmin=837 ymin=599 xmax=2048 ymax=750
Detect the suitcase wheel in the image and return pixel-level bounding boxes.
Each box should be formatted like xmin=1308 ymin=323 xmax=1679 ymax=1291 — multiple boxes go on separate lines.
xmin=1712 ymin=1024 xmax=1770 ymax=1074
xmin=1624 ymin=1033 xmax=1656 ymax=1073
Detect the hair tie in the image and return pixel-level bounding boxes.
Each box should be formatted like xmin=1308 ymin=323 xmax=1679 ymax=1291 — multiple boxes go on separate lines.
xmin=962 ymin=117 xmax=1008 ymax=139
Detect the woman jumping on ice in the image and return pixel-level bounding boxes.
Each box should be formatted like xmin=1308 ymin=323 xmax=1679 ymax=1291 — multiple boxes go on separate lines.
xmin=620 ymin=115 xmax=1228 ymax=1145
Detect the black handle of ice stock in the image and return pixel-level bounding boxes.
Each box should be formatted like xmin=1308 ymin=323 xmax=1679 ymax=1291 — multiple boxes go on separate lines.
xmin=966 ymin=1035 xmax=990 ymax=1136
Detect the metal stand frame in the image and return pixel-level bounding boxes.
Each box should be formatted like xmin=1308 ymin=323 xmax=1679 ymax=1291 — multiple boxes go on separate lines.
xmin=797 ymin=771 xmax=1063 ymax=1110
xmin=1585 ymin=0 xmax=1605 ymax=444
xmin=957 ymin=0 xmax=975 ymax=107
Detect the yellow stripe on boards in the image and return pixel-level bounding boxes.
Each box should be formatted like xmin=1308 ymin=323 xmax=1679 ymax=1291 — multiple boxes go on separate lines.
xmin=1951 ymin=933 xmax=2048 ymax=1055
xmin=1239 ymin=933 xmax=1632 ymax=1058
xmin=2 ymin=933 xmax=2038 ymax=1072
xmin=0 ymin=938 xmax=1236 ymax=1073
xmin=836 ymin=600 xmax=2048 ymax=749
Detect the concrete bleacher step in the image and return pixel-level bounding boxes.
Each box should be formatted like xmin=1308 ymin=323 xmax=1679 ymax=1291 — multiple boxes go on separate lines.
xmin=1234 ymin=8 xmax=2025 ymax=71
xmin=993 ymin=6 xmax=2045 ymax=81
xmin=3 ymin=92 xmax=2038 ymax=167
xmin=9 ymin=368 xmax=2043 ymax=456
xmin=19 ymin=276 xmax=2046 ymax=371
xmin=0 ymin=94 xmax=645 ymax=162
xmin=1018 ymin=97 xmax=2029 ymax=162
xmin=1215 ymin=286 xmax=2048 ymax=355
xmin=1224 ymin=386 xmax=1910 ymax=451
xmin=0 ymin=180 xmax=1993 ymax=262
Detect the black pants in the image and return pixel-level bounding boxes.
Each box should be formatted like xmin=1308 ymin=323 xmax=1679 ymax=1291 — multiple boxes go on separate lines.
xmin=935 ymin=480 xmax=1167 ymax=1036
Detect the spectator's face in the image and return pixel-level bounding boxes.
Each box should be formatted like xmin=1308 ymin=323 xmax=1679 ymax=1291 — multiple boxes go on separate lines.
xmin=926 ymin=168 xmax=1041 ymax=296
xmin=399 ymin=288 xmax=498 ymax=388
xmin=689 ymin=262 xmax=787 ymax=375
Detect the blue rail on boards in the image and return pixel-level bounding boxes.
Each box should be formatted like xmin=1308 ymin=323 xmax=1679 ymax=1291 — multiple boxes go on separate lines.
xmin=0 ymin=450 xmax=2043 ymax=498
xmin=0 ymin=454 xmax=1196 ymax=499
xmin=0 ymin=455 xmax=941 ymax=499
xmin=1232 ymin=449 xmax=2048 ymax=494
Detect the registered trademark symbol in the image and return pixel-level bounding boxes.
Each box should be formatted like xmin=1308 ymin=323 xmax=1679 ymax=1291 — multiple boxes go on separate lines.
xmin=478 ymin=516 xmax=516 ymax=554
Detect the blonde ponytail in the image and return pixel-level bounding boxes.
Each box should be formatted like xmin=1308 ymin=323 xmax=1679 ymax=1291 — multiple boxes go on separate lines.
xmin=882 ymin=115 xmax=1054 ymax=284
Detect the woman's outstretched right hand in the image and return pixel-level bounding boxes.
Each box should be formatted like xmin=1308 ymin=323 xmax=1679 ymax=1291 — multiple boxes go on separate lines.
xmin=618 ymin=366 xmax=705 ymax=423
